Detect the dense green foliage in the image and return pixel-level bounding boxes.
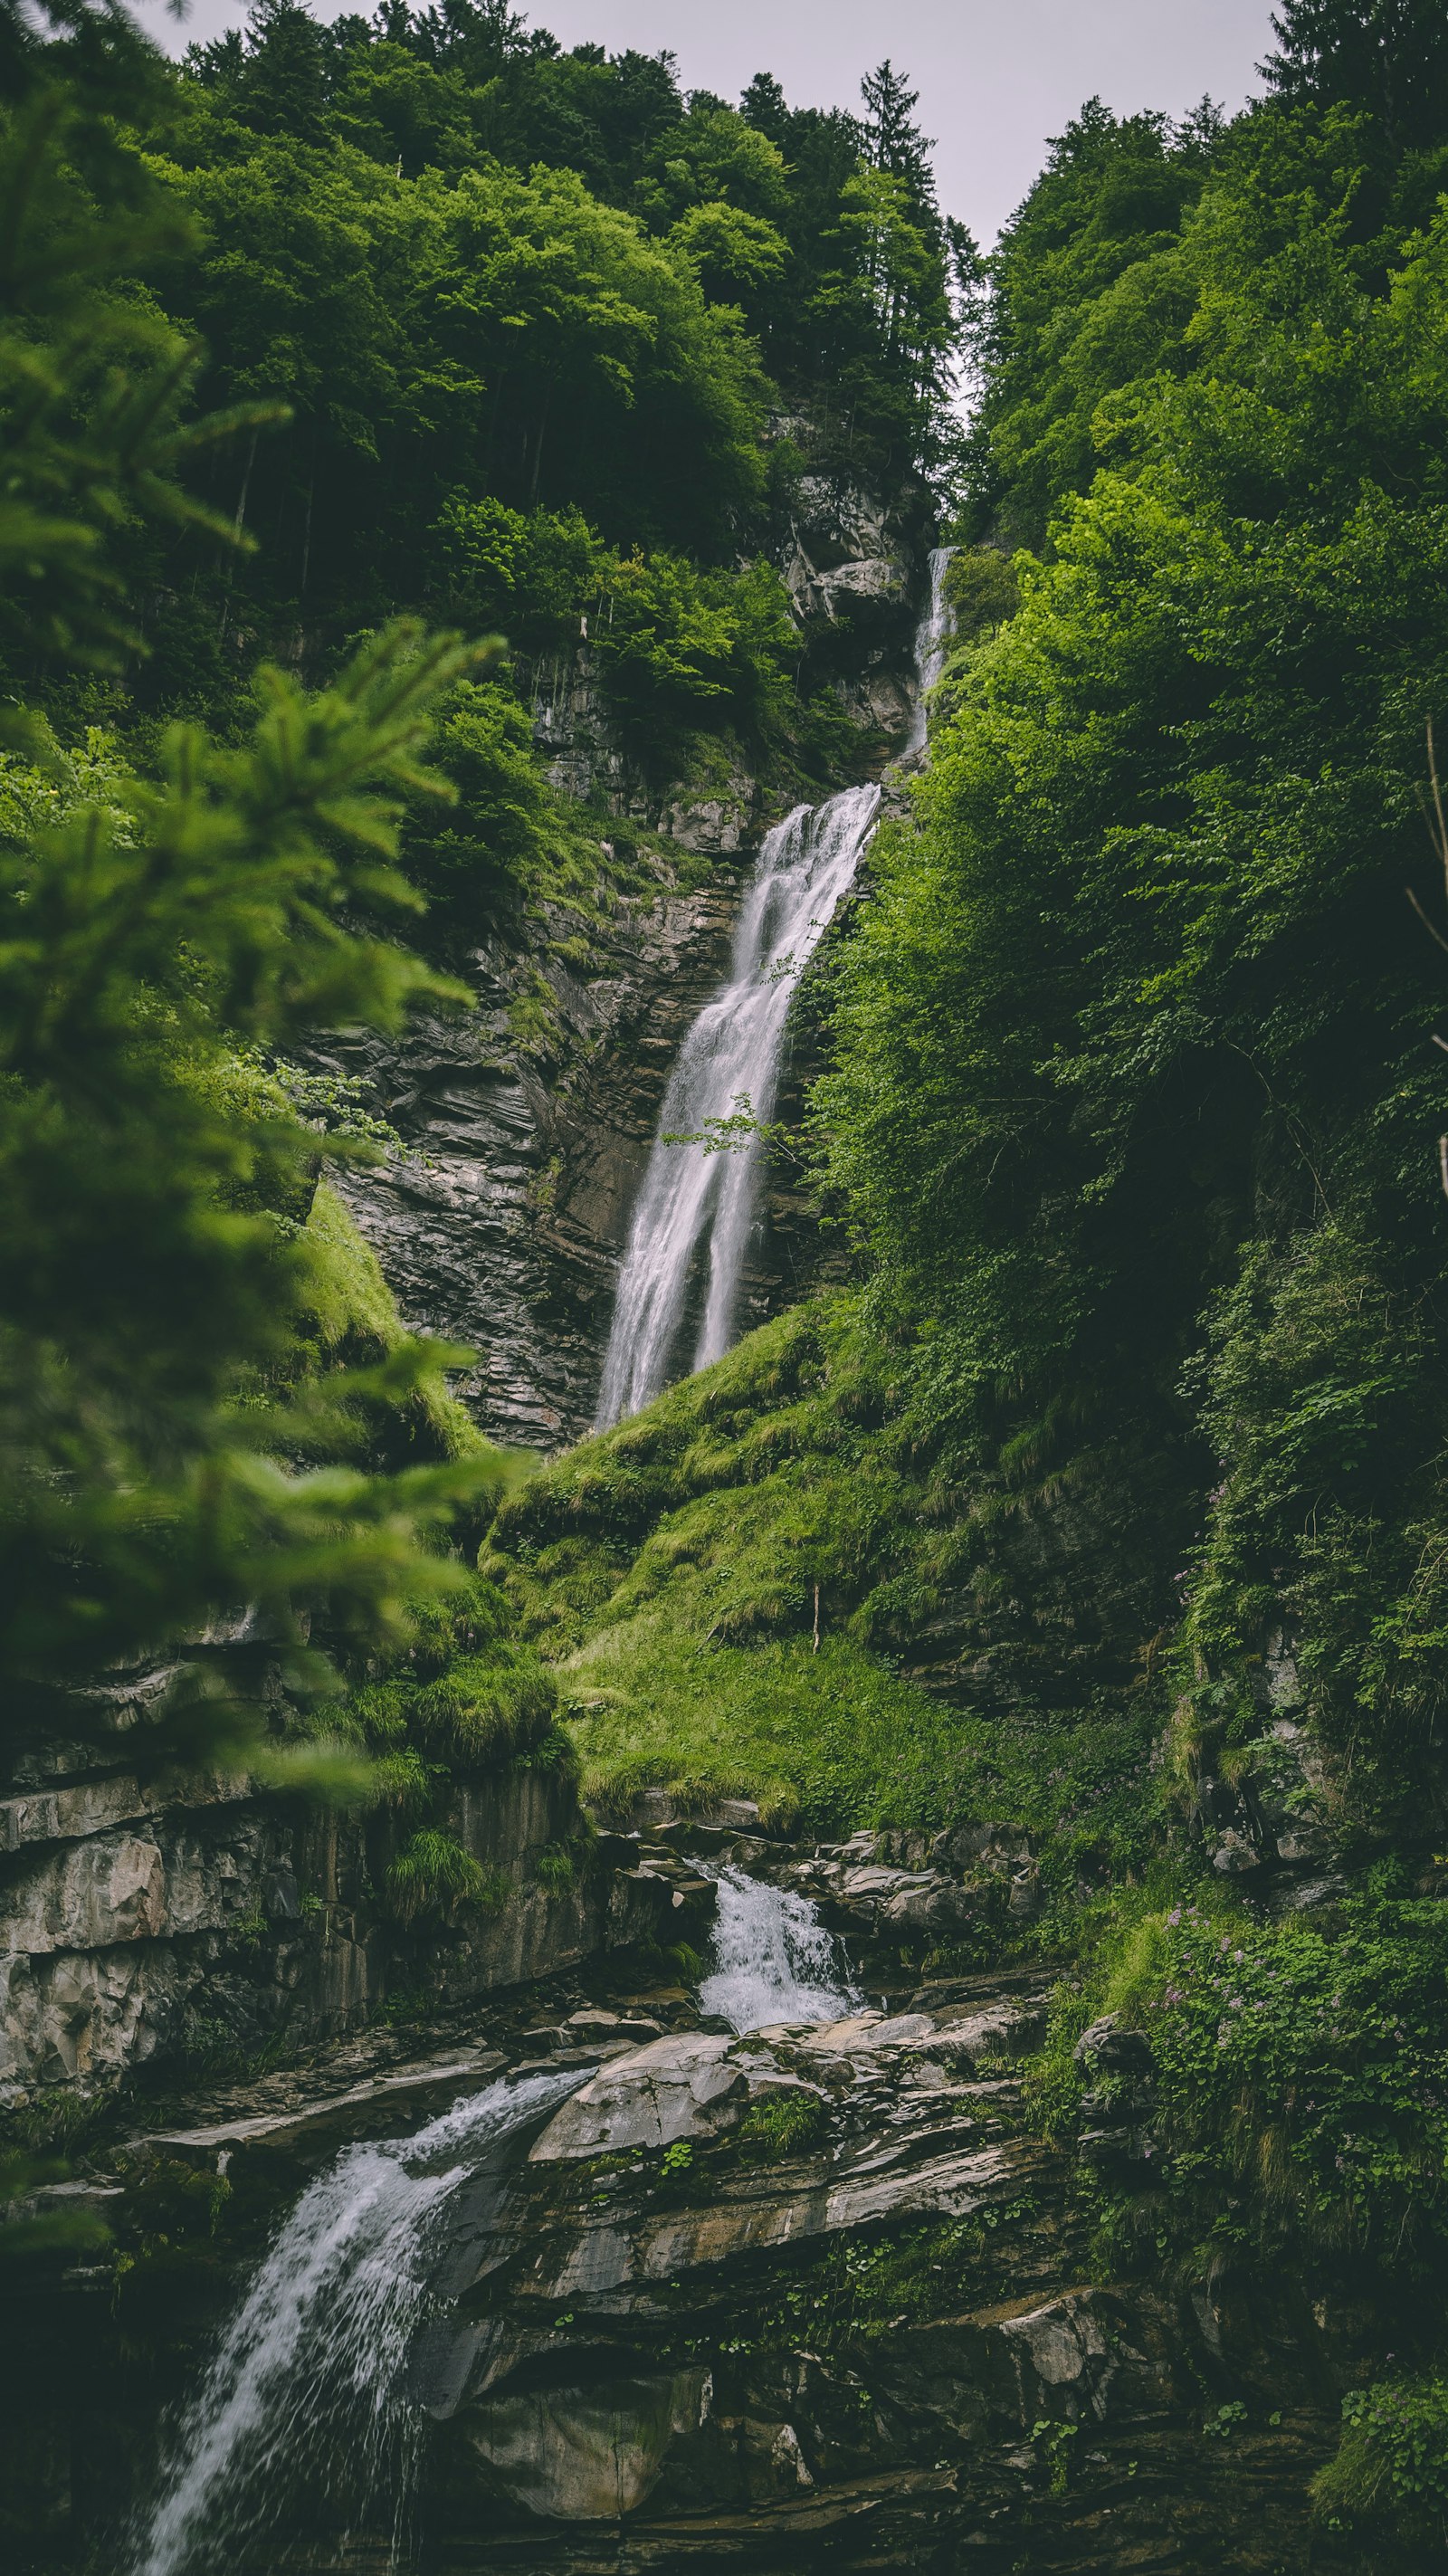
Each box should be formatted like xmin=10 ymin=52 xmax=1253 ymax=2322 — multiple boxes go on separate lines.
xmin=4 ymin=0 xmax=966 ymax=857
xmin=1313 ymin=2370 xmax=1448 ymax=2552
xmin=0 ymin=14 xmax=503 ymax=1736
xmin=1023 ymin=1883 xmax=1448 ymax=2268
xmin=4 ymin=0 xmax=967 ymax=952
xmin=781 ymin=26 xmax=1448 ymax=2510
xmin=821 ymin=68 xmax=1448 ymax=1851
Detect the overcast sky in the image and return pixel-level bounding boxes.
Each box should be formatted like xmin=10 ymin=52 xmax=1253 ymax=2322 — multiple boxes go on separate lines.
xmin=129 ymin=0 xmax=1280 ymax=246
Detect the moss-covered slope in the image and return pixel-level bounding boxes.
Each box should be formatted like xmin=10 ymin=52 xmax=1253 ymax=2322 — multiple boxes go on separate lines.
xmin=482 ymin=1297 xmax=1167 ymax=1866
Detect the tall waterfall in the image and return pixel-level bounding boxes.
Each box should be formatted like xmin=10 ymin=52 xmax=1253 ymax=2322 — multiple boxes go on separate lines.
xmin=698 ymin=1864 xmax=860 ymax=2032
xmin=128 ymin=2071 xmax=579 ymax=2576
xmin=905 ymin=545 xmax=956 ymax=755
xmin=595 ymin=548 xmax=954 ymax=1430
xmin=594 ymin=780 xmax=881 ymax=1428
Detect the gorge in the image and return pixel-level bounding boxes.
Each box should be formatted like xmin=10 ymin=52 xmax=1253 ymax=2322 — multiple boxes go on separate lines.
xmin=5 ymin=5 xmax=1448 ymax=2572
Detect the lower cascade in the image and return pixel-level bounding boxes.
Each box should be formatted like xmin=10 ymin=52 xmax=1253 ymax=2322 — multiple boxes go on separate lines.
xmin=595 ymin=781 xmax=881 ymax=1428
xmin=128 ymin=2072 xmax=580 ymax=2576
xmin=122 ymin=1877 xmax=856 ymax=2573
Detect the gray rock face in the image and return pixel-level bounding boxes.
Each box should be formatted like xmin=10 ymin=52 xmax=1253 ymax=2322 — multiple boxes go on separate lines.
xmin=316 ymin=863 xmax=748 ymax=1448
xmin=529 ymin=2033 xmax=744 ymax=2160
xmin=462 ymin=2368 xmax=713 ymax=2522
xmin=0 ymin=1742 xmax=609 ymax=2106
xmin=376 ymin=1984 xmax=1371 ymax=2571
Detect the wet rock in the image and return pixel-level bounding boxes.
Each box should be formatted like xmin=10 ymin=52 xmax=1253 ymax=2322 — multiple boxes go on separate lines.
xmin=461 ymin=2367 xmax=713 ymax=2519
xmin=529 ymin=2034 xmax=745 ymax=2160
xmin=1072 ymin=2017 xmax=1154 ymax=2079
xmin=129 ymin=2048 xmax=509 ymax=2177
xmin=561 ymin=2008 xmax=663 ymax=2042
xmin=880 ymin=1879 xmax=977 ymax=1935
xmin=1213 ymin=1825 xmax=1265 ymax=1875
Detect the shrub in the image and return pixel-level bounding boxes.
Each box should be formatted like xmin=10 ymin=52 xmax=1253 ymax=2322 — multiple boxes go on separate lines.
xmin=384 ymin=1832 xmax=510 ymax=1925
xmin=1312 ymin=2375 xmax=1448 ymax=2553
xmin=1121 ymin=1892 xmax=1448 ymax=2272
xmin=737 ymin=2090 xmax=831 ymax=2161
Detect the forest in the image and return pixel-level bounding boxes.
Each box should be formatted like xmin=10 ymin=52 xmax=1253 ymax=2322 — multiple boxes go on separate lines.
xmin=4 ymin=1 xmax=1448 ymax=2569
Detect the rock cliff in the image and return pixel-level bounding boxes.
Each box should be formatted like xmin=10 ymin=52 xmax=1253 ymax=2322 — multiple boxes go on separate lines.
xmin=0 ymin=460 xmax=928 ymax=2121
xmin=1 ymin=1824 xmax=1384 ymax=2574
xmin=314 ymin=457 xmax=928 ymax=1454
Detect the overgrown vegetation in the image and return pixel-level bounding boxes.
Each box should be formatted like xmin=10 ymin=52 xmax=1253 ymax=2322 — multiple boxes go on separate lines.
xmin=486 ymin=10 xmax=1448 ymax=2519
xmin=0 ymin=0 xmax=508 ymax=1748
xmin=1313 ymin=2371 xmax=1448 ymax=2554
xmin=6 ymin=0 xmax=967 ymax=940
xmin=9 ymin=0 xmax=1448 ymax=2526
xmin=485 ymin=1299 xmax=1163 ymax=1853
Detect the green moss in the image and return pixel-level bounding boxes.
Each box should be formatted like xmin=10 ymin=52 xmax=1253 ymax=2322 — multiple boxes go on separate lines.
xmin=530 ymin=1841 xmax=577 ymax=1894
xmin=338 ymin=1572 xmax=558 ymax=1774
xmin=566 ymin=1629 xmax=970 ymax=1834
xmin=301 ymin=1180 xmax=403 ymax=1350
xmin=487 ymin=1298 xmax=1165 ymax=1854
xmin=301 ymin=1180 xmax=490 ymax=1463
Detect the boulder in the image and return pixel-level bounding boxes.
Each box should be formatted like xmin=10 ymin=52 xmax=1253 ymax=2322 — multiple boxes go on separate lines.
xmin=461 ymin=2368 xmax=712 ymax=2519
xmin=1072 ymin=2017 xmax=1153 ymax=2079
xmin=529 ymin=2033 xmax=745 ymax=2160
xmin=880 ymin=1878 xmax=977 ymax=1934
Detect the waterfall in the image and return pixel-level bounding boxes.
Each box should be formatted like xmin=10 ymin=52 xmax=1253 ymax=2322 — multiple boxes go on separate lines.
xmin=594 ymin=780 xmax=880 ymax=1428
xmin=698 ymin=1864 xmax=860 ymax=2032
xmin=594 ymin=548 xmax=954 ymax=1432
xmin=904 ymin=545 xmax=956 ymax=755
xmin=128 ymin=2070 xmax=580 ymax=2576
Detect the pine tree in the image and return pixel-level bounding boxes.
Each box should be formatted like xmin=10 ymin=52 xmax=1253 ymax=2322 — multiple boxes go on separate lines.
xmin=739 ymin=71 xmax=789 ymax=148
xmin=860 ymin=59 xmax=937 ymax=212
xmin=233 ymin=0 xmax=331 ymax=142
xmin=0 ymin=14 xmax=497 ymax=1746
xmin=1262 ymin=0 xmax=1448 ymax=154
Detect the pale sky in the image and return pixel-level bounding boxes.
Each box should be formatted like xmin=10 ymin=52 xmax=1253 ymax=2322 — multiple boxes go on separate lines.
xmin=130 ymin=0 xmax=1279 ymax=246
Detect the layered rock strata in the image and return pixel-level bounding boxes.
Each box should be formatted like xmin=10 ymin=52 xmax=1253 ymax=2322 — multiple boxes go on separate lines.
xmin=5 ymin=1923 xmax=1381 ymax=2576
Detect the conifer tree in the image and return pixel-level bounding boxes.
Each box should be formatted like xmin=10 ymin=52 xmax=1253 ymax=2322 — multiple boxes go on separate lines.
xmin=1262 ymin=0 xmax=1448 ymax=154
xmin=860 ymin=59 xmax=937 ymax=213
xmin=0 ymin=5 xmax=495 ymax=1743
xmin=739 ymin=72 xmax=789 ymax=148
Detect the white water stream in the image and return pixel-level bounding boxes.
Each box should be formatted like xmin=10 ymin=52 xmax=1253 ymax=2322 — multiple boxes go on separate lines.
xmin=125 ymin=1871 xmax=854 ymax=2571
xmin=595 ymin=780 xmax=880 ymax=1427
xmin=905 ymin=545 xmax=956 ymax=756
xmin=128 ymin=2069 xmax=579 ymax=2576
xmin=595 ymin=546 xmax=954 ymax=1429
xmin=698 ymin=1863 xmax=860 ymax=2032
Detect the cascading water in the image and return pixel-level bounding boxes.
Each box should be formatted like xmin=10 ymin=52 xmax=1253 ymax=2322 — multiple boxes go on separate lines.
xmin=698 ymin=1863 xmax=860 ymax=2033
xmin=128 ymin=2070 xmax=580 ymax=2576
xmin=595 ymin=549 xmax=954 ymax=1431
xmin=594 ymin=781 xmax=880 ymax=1429
xmin=133 ymin=545 xmax=950 ymax=2559
xmin=904 ymin=545 xmax=956 ymax=756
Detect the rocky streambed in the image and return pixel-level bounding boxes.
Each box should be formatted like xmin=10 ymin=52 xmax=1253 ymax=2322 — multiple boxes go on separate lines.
xmin=3 ymin=1825 xmax=1379 ymax=2575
